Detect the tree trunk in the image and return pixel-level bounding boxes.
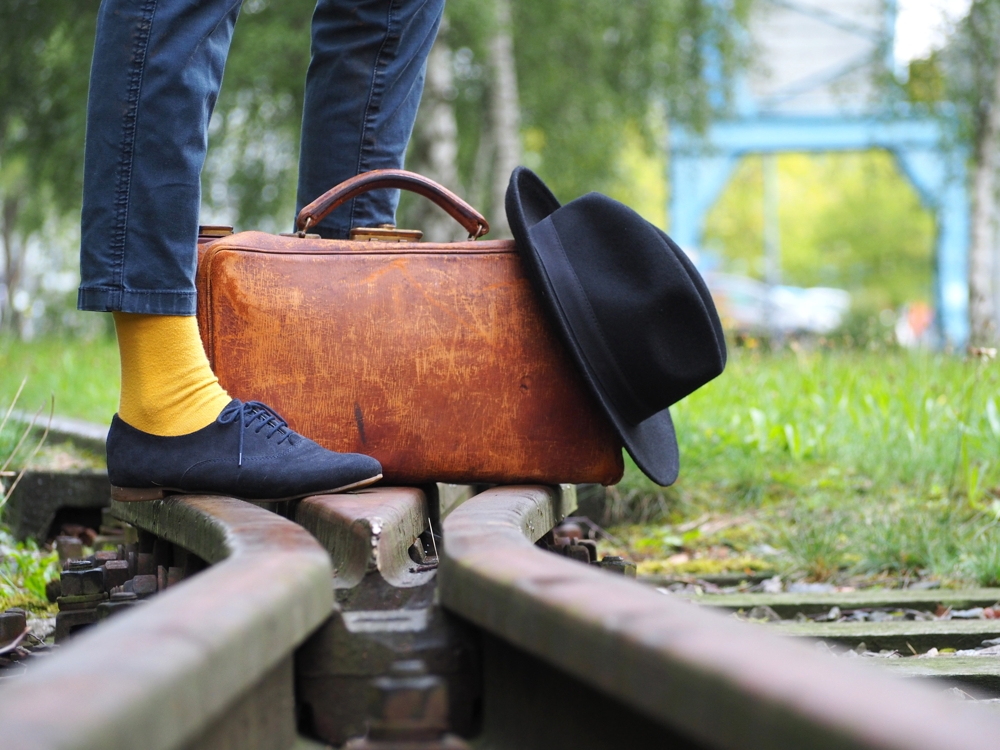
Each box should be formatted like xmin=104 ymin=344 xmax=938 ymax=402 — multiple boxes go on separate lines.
xmin=487 ymin=0 xmax=522 ymax=238
xmin=0 ymin=194 xmax=23 ymax=334
xmin=969 ymin=63 xmax=1000 ymax=345
xmin=469 ymin=118 xmax=494 ymax=221
xmin=404 ymin=32 xmax=465 ymax=242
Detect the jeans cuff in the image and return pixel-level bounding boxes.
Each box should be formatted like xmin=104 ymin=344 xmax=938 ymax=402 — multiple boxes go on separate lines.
xmin=77 ymin=286 xmax=197 ymax=316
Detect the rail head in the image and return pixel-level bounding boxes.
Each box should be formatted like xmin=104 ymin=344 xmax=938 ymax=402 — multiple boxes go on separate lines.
xmin=440 ymin=486 xmax=1000 ymax=750
xmin=296 ymin=487 xmax=432 ymax=588
xmin=0 ymin=495 xmax=334 ymax=750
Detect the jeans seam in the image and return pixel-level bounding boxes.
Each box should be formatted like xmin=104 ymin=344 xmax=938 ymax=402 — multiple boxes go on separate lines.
xmin=80 ymin=286 xmax=196 ymax=295
xmin=350 ymin=0 xmax=399 ymax=230
xmin=110 ymin=0 xmax=159 ymax=304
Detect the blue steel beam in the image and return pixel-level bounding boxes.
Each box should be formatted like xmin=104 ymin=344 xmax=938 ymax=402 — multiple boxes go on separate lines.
xmin=669 ymin=115 xmax=969 ymax=347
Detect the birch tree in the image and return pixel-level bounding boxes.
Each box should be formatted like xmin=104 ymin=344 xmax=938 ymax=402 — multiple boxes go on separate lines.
xmin=939 ymin=0 xmax=1000 ymax=343
xmin=487 ymin=0 xmax=522 ymax=238
xmin=403 ymin=33 xmax=465 ymax=242
xmin=969 ymin=66 xmax=1000 ymax=344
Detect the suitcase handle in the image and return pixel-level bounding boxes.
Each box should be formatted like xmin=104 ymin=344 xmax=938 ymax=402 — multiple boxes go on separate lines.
xmin=296 ymin=169 xmax=491 ymax=240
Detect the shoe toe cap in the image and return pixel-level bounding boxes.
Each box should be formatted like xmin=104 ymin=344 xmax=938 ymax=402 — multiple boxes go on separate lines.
xmin=303 ymin=447 xmax=382 ymax=489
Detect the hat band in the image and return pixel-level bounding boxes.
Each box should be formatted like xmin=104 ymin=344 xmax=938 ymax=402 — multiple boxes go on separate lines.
xmin=529 ymin=216 xmax=651 ymax=425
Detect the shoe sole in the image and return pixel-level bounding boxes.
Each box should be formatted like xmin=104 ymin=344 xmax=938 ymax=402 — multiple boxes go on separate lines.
xmin=110 ymin=473 xmax=383 ymax=503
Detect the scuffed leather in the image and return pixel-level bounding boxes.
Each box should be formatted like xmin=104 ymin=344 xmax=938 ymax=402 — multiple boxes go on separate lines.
xmin=196 ymin=232 xmax=624 ymax=485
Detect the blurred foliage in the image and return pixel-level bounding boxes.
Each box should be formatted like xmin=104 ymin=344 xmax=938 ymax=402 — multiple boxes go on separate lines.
xmin=445 ymin=0 xmax=751 ymax=204
xmin=201 ymin=0 xmax=314 ymax=231
xmin=0 ymin=526 xmax=59 ymax=612
xmin=0 ymin=0 xmax=99 ymax=213
xmin=0 ymin=0 xmax=752 ymax=304
xmin=603 ymin=119 xmax=669 ymax=229
xmin=0 ymin=0 xmax=100 ymax=332
xmin=904 ymin=52 xmax=946 ymax=106
xmin=207 ymin=0 xmax=752 ymax=226
xmin=703 ymin=150 xmax=936 ymax=315
xmin=895 ymin=0 xmax=1000 ymax=162
xmin=934 ymin=0 xmax=1000 ymax=151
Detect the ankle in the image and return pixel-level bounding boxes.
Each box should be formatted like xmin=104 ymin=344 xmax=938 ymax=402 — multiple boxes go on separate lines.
xmin=114 ymin=312 xmax=232 ymax=436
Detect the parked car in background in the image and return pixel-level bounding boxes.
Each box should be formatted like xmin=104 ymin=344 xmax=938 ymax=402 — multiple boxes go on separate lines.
xmin=706 ymin=272 xmax=851 ymax=336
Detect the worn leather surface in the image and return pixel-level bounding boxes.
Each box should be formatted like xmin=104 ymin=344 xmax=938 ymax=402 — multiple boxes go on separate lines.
xmin=196 ymin=231 xmax=623 ymax=485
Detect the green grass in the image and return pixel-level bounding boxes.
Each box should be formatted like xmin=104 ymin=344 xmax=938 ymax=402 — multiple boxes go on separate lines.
xmin=0 ymin=334 xmax=119 ymax=424
xmin=0 ymin=526 xmax=59 ymax=613
xmin=3 ymin=335 xmax=1000 ymax=587
xmin=0 ymin=334 xmax=117 ymax=508
xmin=607 ymin=347 xmax=1000 ymax=587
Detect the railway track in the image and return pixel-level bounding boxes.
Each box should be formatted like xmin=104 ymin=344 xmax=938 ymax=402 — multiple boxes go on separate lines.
xmin=4 ymin=483 xmax=1000 ymax=748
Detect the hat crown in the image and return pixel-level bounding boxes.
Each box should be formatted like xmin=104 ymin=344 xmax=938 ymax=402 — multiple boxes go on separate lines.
xmin=548 ymin=197 xmax=726 ymax=424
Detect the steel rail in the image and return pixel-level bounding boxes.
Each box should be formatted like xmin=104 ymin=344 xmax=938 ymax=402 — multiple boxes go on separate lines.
xmin=296 ymin=486 xmax=434 ymax=589
xmin=439 ymin=485 xmax=1000 ymax=750
xmin=0 ymin=495 xmax=333 ymax=750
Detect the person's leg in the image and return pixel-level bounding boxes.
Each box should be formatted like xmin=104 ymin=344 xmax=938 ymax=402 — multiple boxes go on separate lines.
xmin=296 ymin=0 xmax=445 ymax=238
xmin=80 ymin=0 xmax=240 ymax=435
xmin=112 ymin=313 xmax=230 ymax=435
xmin=79 ymin=0 xmax=381 ymax=499
xmin=80 ymin=0 xmax=241 ymax=316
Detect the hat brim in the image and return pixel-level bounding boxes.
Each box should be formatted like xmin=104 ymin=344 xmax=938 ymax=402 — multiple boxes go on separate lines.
xmin=506 ymin=168 xmax=679 ymax=486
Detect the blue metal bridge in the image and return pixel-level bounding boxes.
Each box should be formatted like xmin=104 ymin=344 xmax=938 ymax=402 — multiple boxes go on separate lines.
xmin=669 ymin=0 xmax=969 ymax=346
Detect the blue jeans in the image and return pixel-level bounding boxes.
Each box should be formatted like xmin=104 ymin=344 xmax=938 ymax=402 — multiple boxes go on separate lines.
xmin=78 ymin=0 xmax=443 ymax=315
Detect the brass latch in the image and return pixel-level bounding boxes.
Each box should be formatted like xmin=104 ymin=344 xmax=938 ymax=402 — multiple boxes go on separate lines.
xmin=350 ymin=224 xmax=423 ymax=242
xmin=197 ymin=225 xmax=234 ymax=244
xmin=198 ymin=225 xmax=234 ymax=239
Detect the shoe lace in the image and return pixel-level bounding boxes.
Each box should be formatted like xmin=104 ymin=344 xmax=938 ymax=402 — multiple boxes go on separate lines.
xmin=218 ymin=400 xmax=296 ymax=466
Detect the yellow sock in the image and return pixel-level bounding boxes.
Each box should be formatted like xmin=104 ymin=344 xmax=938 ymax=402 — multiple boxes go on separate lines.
xmin=113 ymin=312 xmax=233 ymax=436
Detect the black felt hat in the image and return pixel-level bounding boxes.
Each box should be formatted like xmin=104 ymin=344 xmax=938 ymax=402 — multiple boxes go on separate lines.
xmin=506 ymin=167 xmax=726 ymax=486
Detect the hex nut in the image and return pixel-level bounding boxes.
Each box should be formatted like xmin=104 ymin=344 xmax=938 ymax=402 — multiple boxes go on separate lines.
xmin=61 ymin=566 xmax=105 ymax=597
xmin=103 ymin=560 xmax=130 ymax=590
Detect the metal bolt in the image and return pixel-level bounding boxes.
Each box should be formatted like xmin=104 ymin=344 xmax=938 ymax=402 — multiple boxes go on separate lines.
xmin=94 ymin=550 xmax=119 ymax=564
xmin=104 ymin=560 xmax=130 ymax=590
xmin=137 ymin=552 xmax=155 ymax=576
xmin=61 ymin=566 xmax=105 ymax=597
xmin=55 ymin=536 xmax=83 ymax=562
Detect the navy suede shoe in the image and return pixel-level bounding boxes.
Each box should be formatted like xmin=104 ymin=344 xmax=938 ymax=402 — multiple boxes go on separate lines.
xmin=106 ymin=399 xmax=382 ymax=502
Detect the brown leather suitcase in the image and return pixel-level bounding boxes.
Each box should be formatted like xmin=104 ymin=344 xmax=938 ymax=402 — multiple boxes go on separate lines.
xmin=196 ymin=171 xmax=623 ymax=485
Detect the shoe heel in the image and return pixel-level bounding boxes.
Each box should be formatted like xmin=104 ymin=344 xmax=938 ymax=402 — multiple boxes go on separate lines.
xmin=111 ymin=486 xmax=168 ymax=502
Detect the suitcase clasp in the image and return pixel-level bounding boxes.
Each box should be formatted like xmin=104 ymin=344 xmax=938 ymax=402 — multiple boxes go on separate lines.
xmin=350 ymin=224 xmax=424 ymax=242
